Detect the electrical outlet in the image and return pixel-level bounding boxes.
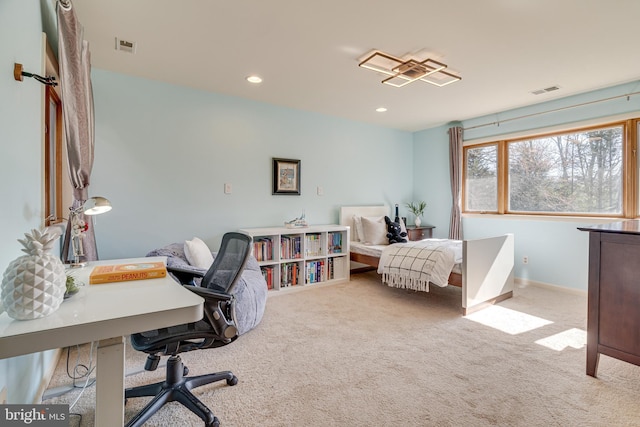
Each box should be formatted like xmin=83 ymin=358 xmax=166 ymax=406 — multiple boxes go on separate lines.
xmin=1 ymin=386 xmax=7 ymax=404
xmin=523 ymin=256 xmax=528 ymax=265
xmin=224 ymin=183 xmax=232 ymax=194
xmin=317 ymin=186 xmax=324 ymax=196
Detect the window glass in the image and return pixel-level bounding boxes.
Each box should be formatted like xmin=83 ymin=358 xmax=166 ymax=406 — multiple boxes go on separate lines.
xmin=508 ymin=126 xmax=623 ymax=214
xmin=465 ymin=144 xmax=498 ymax=212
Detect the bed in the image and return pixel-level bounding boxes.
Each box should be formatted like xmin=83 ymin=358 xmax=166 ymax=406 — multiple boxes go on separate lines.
xmin=339 ymin=205 xmax=514 ymax=315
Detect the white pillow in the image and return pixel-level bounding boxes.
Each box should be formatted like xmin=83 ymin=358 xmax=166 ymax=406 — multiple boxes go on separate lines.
xmin=361 ymin=216 xmax=388 ymax=245
xmin=184 ymin=237 xmax=214 ymax=270
xmin=352 ymin=215 xmax=365 ymax=242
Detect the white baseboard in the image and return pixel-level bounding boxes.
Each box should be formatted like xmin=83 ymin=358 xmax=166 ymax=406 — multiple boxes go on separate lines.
xmin=36 ymin=348 xmax=64 ymax=404
xmin=515 ymin=277 xmax=586 ymax=296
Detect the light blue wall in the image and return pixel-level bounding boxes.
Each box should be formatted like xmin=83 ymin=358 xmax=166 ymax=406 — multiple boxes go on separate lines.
xmin=462 ymin=82 xmax=640 ymax=142
xmin=411 ymin=124 xmax=452 ymax=230
xmin=414 ymin=81 xmax=640 ymax=290
xmin=89 ymin=70 xmax=414 ymax=259
xmin=0 ymin=0 xmax=59 ymax=405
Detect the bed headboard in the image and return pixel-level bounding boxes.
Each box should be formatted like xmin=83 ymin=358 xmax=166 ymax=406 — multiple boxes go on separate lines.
xmin=339 ymin=205 xmax=390 ymax=241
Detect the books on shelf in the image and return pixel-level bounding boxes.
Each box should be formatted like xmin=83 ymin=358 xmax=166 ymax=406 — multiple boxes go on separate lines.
xmin=328 ymin=232 xmax=343 ymax=254
xmin=305 ymin=233 xmax=322 ymax=257
xmin=254 ymin=238 xmax=274 ymax=262
xmin=280 ymin=235 xmax=302 ymax=260
xmin=89 ymin=261 xmax=167 ymax=285
xmin=281 ymin=262 xmax=300 ymax=287
xmin=328 ymin=256 xmax=345 ymax=280
xmin=239 ymin=225 xmax=350 ymax=291
xmin=305 ymin=260 xmax=325 ymax=284
xmin=261 ymin=266 xmax=274 ymax=290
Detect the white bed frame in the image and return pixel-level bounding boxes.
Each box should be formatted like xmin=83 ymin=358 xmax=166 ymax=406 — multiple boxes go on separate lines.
xmin=339 ymin=205 xmax=514 ymax=315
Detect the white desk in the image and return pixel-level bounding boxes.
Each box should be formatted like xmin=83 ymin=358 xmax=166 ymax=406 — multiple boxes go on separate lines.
xmin=0 ymin=257 xmax=204 ymax=427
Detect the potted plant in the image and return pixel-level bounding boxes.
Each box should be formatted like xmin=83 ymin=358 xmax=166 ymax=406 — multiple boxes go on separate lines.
xmin=405 ymin=201 xmax=427 ymax=227
xmin=65 ymin=272 xmax=80 ymax=299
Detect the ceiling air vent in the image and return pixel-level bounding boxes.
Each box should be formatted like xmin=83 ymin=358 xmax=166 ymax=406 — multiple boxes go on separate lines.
xmin=115 ymin=38 xmax=136 ymax=54
xmin=531 ymin=85 xmax=560 ymax=95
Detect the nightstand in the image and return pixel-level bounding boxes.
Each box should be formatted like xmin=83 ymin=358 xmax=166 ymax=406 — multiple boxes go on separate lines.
xmin=406 ymin=225 xmax=435 ymax=241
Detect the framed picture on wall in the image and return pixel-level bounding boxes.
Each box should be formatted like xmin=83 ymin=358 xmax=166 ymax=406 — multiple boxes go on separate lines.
xmin=272 ymin=158 xmax=301 ymax=195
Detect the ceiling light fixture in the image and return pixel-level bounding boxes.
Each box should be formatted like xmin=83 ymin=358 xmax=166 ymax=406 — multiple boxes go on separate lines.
xmin=246 ymin=75 xmax=262 ymax=84
xmin=359 ymin=50 xmax=461 ymax=88
xmin=376 ymin=107 xmax=387 ymax=112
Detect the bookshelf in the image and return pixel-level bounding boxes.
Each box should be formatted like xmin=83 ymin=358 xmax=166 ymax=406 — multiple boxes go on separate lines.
xmin=239 ymin=225 xmax=350 ymax=291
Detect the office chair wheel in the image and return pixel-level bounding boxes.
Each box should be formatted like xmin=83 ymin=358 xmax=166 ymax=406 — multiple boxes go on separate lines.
xmin=183 ymin=366 xmax=189 ymax=376
xmin=227 ymin=375 xmax=238 ymax=386
xmin=207 ymin=416 xmax=220 ymax=427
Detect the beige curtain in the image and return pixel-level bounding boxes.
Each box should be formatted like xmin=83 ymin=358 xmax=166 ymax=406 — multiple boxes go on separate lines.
xmin=448 ymin=126 xmax=463 ymax=240
xmin=57 ymin=0 xmax=98 ymax=262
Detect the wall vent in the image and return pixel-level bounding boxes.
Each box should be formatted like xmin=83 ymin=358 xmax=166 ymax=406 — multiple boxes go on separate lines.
xmin=115 ymin=38 xmax=136 ymax=54
xmin=531 ymin=85 xmax=560 ymax=95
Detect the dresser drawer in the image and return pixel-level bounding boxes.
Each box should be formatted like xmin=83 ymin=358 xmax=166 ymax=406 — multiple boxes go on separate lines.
xmin=407 ymin=227 xmax=433 ymax=241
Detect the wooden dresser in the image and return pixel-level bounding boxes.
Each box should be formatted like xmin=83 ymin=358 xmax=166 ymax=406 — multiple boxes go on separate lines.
xmin=578 ymin=220 xmax=640 ymax=377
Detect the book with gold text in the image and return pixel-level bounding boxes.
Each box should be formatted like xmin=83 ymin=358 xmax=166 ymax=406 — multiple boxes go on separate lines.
xmin=89 ymin=261 xmax=167 ymax=284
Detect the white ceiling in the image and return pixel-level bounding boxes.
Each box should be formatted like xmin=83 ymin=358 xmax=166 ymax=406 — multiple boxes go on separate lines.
xmin=72 ymin=0 xmax=640 ymax=132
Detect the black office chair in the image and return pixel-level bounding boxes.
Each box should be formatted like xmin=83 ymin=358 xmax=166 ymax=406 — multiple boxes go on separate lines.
xmin=125 ymin=232 xmax=253 ymax=427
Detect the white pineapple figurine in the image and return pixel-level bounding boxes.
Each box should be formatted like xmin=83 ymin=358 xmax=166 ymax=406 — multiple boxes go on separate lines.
xmin=1 ymin=228 xmax=66 ymax=320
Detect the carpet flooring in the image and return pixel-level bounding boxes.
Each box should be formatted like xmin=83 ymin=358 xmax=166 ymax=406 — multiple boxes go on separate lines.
xmin=46 ymin=271 xmax=640 ymax=426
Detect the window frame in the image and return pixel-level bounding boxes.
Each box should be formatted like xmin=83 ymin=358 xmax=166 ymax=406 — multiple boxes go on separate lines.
xmin=44 ymin=85 xmax=63 ymax=226
xmin=44 ymin=39 xmax=64 ymax=227
xmin=462 ymin=141 xmax=501 ymax=214
xmin=462 ymin=119 xmax=639 ymax=218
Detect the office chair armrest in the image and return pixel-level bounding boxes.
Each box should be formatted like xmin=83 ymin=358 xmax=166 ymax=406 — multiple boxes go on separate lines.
xmin=183 ymin=285 xmax=232 ymax=301
xmin=184 ymin=285 xmax=237 ymax=340
xmin=166 ymin=265 xmax=206 ymax=287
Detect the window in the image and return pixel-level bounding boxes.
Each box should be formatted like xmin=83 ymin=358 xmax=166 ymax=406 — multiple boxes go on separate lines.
xmin=44 ymin=39 xmax=63 ymax=226
xmin=464 ymin=143 xmax=498 ymax=212
xmin=44 ymin=85 xmax=63 ymax=226
xmin=464 ymin=121 xmax=637 ymax=217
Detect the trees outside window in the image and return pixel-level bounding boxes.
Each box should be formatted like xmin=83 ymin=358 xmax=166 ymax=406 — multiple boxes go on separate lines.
xmin=464 ymin=122 xmax=632 ymax=217
xmin=465 ymin=144 xmax=498 ymax=212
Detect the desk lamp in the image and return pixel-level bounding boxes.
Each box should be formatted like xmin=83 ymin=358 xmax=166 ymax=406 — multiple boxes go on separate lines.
xmin=66 ymin=196 xmax=112 ymax=267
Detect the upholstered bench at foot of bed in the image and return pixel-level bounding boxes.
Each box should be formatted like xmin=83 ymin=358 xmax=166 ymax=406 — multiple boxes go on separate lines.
xmin=146 ymin=243 xmax=267 ymax=335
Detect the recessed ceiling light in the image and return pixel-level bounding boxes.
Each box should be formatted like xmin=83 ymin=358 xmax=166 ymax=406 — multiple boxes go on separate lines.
xmin=246 ymin=75 xmax=262 ymax=84
xmin=376 ymin=107 xmax=387 ymax=112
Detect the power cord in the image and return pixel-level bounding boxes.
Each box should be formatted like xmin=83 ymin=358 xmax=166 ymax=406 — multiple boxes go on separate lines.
xmin=66 ymin=342 xmax=96 ymax=391
xmin=42 ymin=343 xmax=96 ymax=401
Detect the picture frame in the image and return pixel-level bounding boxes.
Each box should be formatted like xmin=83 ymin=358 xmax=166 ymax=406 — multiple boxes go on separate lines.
xmin=272 ymin=158 xmax=301 ymax=195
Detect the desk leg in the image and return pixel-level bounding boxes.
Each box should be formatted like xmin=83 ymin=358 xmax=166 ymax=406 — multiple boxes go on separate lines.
xmin=96 ymin=336 xmax=125 ymax=427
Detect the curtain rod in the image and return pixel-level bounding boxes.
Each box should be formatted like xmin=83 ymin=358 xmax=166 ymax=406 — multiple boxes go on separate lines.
xmin=462 ymin=90 xmax=640 ymax=132
xmin=13 ymin=63 xmax=57 ymax=87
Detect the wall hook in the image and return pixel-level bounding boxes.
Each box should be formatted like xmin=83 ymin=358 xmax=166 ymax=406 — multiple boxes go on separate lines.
xmin=14 ymin=63 xmax=57 ymax=87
